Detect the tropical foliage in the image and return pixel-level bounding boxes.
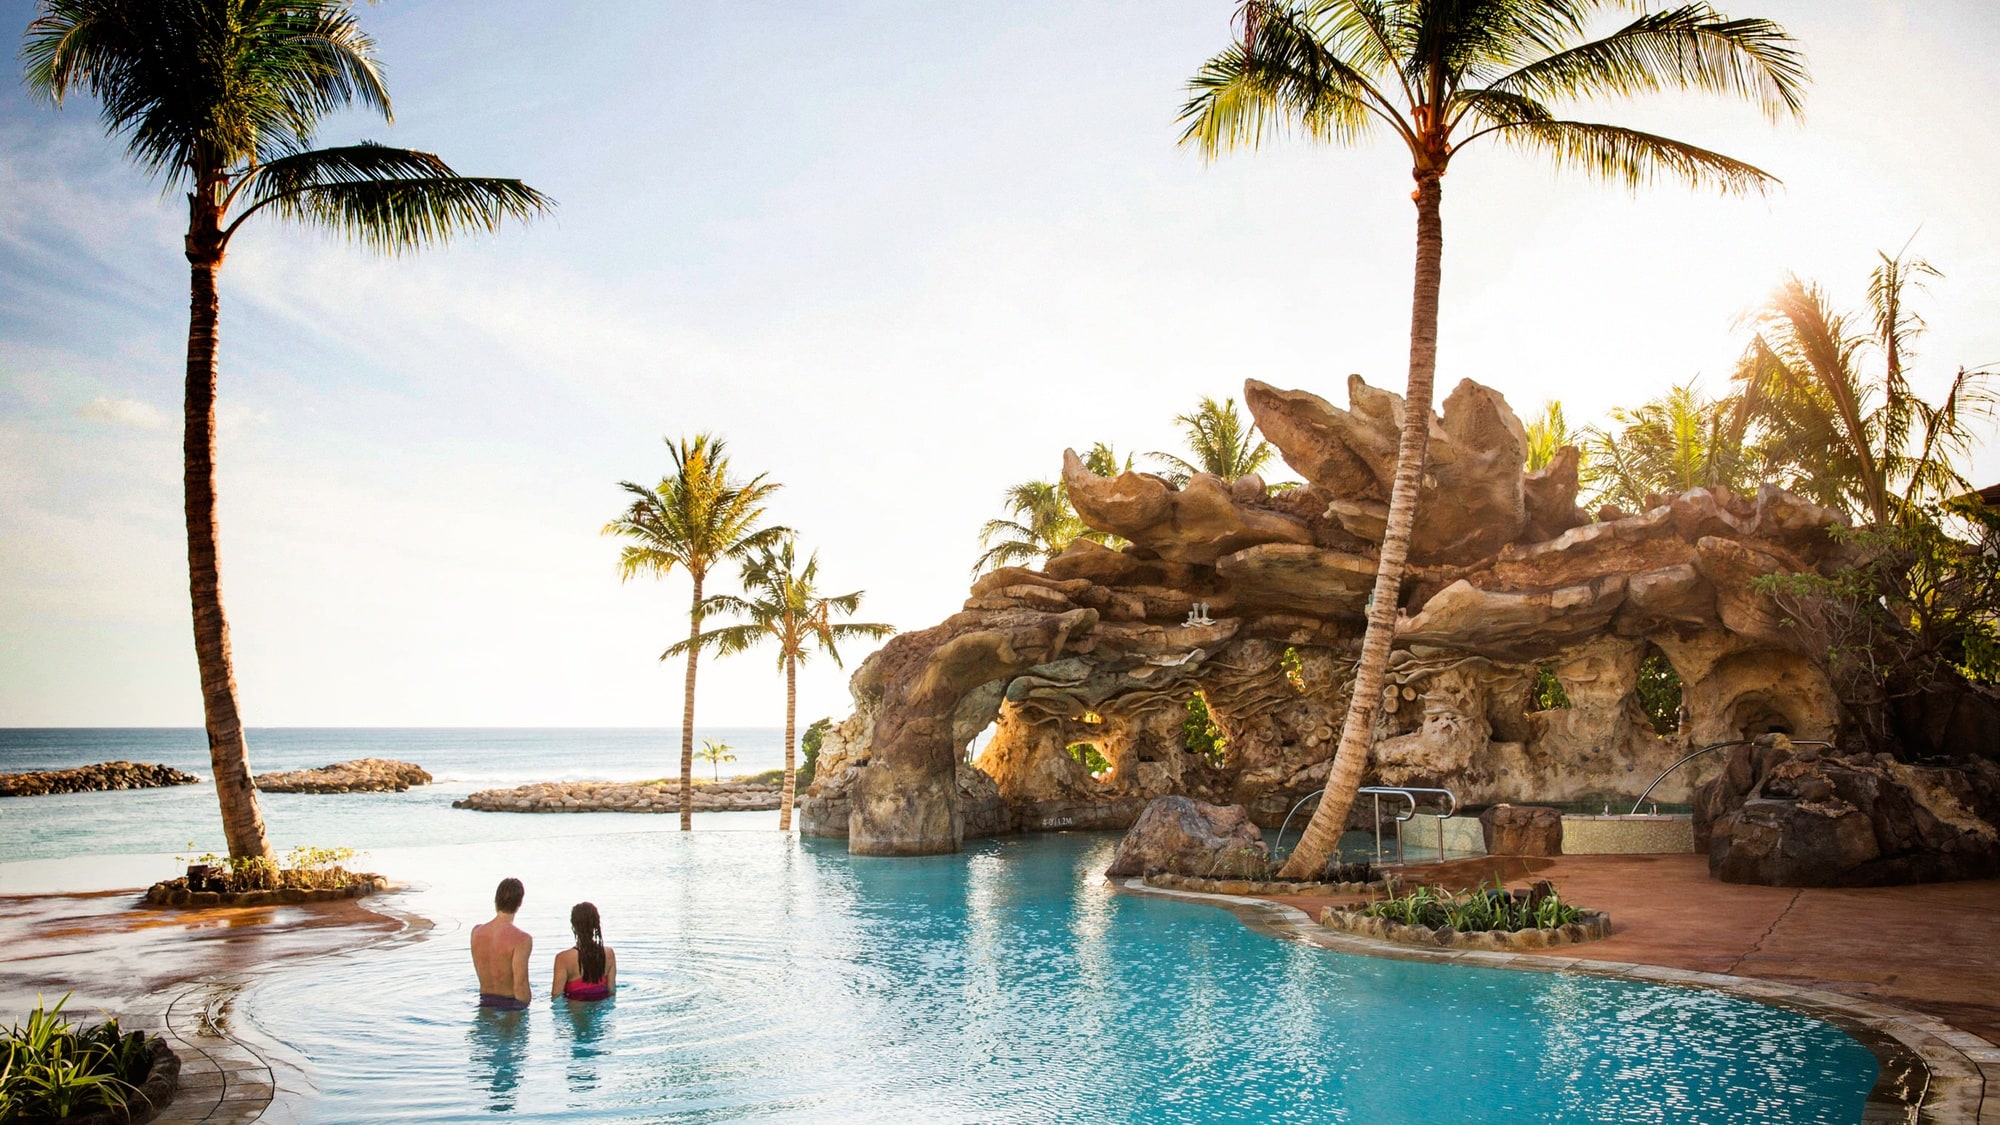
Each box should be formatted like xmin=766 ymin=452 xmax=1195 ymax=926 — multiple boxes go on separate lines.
xmin=1182 ymin=694 xmax=1228 ymax=767
xmin=672 ymin=540 xmax=892 ymax=828
xmin=797 ymin=717 xmax=832 ymax=790
xmin=22 ymin=0 xmax=550 ymax=859
xmin=1 ymin=996 xmax=155 ymax=1123
xmin=1583 ymin=381 xmax=1758 ymax=511
xmin=695 ymin=739 xmax=736 ymax=782
xmin=1733 ymin=246 xmax=1995 ymax=525
xmin=1181 ymin=0 xmax=1804 ymax=880
xmin=605 ymin=434 xmax=787 ymax=830
xmin=1148 ymin=396 xmax=1278 ymax=486
xmin=1360 ymin=883 xmax=1585 ymax=932
xmin=974 ymin=443 xmax=1131 ymax=573
xmin=1524 ymin=401 xmax=1581 ymax=474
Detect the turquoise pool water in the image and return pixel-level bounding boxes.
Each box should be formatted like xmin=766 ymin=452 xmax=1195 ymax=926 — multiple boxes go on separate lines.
xmin=242 ymin=831 xmax=1877 ymax=1124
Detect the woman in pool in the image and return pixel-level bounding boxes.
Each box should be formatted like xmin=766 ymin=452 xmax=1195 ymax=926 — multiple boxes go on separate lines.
xmin=551 ymin=901 xmax=616 ymax=1003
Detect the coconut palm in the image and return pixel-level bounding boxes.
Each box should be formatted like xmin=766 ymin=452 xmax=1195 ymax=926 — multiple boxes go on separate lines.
xmin=1583 ymin=381 xmax=1758 ymax=510
xmin=1182 ymin=0 xmax=1806 ymax=878
xmin=695 ymin=739 xmax=736 ymax=783
xmin=1148 ymin=395 xmax=1277 ymax=486
xmin=974 ymin=442 xmax=1132 ymax=573
xmin=605 ymin=435 xmax=788 ymax=830
xmin=1524 ymin=401 xmax=1575 ymax=472
xmin=22 ymin=0 xmax=550 ymax=859
xmin=1734 ymin=246 xmax=1995 ymax=526
xmin=673 ymin=540 xmax=893 ymax=829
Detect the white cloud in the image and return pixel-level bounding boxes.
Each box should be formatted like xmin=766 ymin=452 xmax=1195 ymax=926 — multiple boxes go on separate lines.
xmin=75 ymin=395 xmax=168 ymax=430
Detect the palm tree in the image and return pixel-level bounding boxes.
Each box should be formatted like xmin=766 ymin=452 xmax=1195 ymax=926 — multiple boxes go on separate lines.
xmin=1182 ymin=0 xmax=1805 ymax=879
xmin=674 ymin=540 xmax=893 ymax=829
xmin=604 ymin=435 xmax=788 ymax=830
xmin=23 ymin=0 xmax=550 ymax=859
xmin=1524 ymin=401 xmax=1576 ymax=472
xmin=1583 ymin=381 xmax=1758 ymax=510
xmin=695 ymin=739 xmax=736 ymax=783
xmin=974 ymin=442 xmax=1132 ymax=573
xmin=1148 ymin=395 xmax=1278 ymax=486
xmin=1734 ymin=246 xmax=1994 ymax=525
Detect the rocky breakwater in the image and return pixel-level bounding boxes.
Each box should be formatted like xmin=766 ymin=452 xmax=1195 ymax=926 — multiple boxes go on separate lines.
xmin=254 ymin=758 xmax=432 ymax=793
xmin=0 ymin=761 xmax=199 ymax=797
xmin=453 ymin=780 xmax=783 ymax=813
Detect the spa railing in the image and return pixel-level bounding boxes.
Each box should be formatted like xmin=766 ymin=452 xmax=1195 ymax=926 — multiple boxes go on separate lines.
xmin=1273 ymin=785 xmax=1458 ymax=868
xmin=1627 ymin=738 xmax=1832 ymax=815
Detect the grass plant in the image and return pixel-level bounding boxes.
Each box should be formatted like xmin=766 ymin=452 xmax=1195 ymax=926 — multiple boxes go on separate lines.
xmin=0 ymin=994 xmax=152 ymax=1123
xmin=1360 ymin=882 xmax=1583 ymax=933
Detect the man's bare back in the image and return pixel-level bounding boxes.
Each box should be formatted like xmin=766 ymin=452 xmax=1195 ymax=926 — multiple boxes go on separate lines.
xmin=472 ymin=878 xmax=532 ymax=1009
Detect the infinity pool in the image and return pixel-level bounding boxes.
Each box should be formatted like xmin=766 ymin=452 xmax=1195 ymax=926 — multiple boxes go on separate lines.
xmin=244 ymin=831 xmax=1875 ymax=1124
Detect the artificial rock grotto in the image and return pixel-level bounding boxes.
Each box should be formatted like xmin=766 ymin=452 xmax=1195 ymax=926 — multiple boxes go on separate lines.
xmin=798 ymin=375 xmax=1872 ymax=860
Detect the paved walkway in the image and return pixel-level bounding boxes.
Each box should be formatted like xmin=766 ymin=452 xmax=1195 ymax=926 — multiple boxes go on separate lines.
xmin=1261 ymin=853 xmax=2000 ymax=1048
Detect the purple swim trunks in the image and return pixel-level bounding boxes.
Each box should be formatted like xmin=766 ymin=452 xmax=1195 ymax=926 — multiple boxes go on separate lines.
xmin=478 ymin=993 xmax=527 ymax=1011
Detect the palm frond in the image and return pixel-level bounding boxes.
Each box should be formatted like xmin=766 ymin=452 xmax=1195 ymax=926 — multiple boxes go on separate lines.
xmin=1178 ymin=1 xmax=1393 ymax=159
xmin=1487 ymin=118 xmax=1778 ymax=194
xmin=228 ymin=144 xmax=551 ymax=251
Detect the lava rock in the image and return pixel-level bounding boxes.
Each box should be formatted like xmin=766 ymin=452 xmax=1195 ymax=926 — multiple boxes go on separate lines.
xmin=1104 ymin=795 xmax=1270 ymax=878
xmin=254 ymin=759 xmax=431 ymax=793
xmin=1696 ymin=734 xmax=2000 ymax=886
xmin=0 ymin=761 xmax=199 ymax=798
xmin=1479 ymin=804 xmax=1565 ymax=856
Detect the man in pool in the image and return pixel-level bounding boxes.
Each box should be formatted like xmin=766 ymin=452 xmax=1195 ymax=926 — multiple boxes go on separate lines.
xmin=471 ymin=877 xmax=533 ymax=1010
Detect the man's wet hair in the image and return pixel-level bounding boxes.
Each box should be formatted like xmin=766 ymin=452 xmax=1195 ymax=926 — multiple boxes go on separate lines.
xmin=495 ymin=877 xmax=524 ymax=914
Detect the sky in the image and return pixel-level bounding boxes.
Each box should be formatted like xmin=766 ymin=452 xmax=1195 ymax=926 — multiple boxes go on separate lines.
xmin=3 ymin=1 xmax=1999 ymax=729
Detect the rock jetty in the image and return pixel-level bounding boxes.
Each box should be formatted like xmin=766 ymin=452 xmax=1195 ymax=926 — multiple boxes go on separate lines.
xmin=0 ymin=761 xmax=199 ymax=797
xmin=254 ymin=758 xmax=432 ymax=793
xmin=453 ymin=780 xmax=782 ymax=813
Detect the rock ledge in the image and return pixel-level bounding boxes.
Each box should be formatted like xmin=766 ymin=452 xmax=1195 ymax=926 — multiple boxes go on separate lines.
xmin=453 ymin=780 xmax=782 ymax=813
xmin=0 ymin=761 xmax=199 ymax=798
xmin=255 ymin=758 xmax=431 ymax=793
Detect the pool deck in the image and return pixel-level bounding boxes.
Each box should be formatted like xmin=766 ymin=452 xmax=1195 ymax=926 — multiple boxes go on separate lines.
xmin=0 ymin=889 xmax=411 ymax=1125
xmin=1257 ymin=853 xmax=2000 ymax=1050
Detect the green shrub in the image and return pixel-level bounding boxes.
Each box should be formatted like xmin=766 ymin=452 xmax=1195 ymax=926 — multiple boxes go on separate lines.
xmin=1065 ymin=742 xmax=1111 ymax=775
xmin=798 ymin=718 xmax=832 ymax=789
xmin=1634 ymin=649 xmax=1683 ymax=735
xmin=1 ymin=994 xmax=152 ymax=1122
xmin=1359 ymin=882 xmax=1583 ymax=933
xmin=174 ymin=844 xmax=363 ymax=893
xmin=1530 ymin=667 xmax=1570 ymax=711
xmin=1181 ymin=694 xmax=1227 ymax=766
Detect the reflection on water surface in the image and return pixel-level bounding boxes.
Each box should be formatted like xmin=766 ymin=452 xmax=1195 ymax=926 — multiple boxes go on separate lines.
xmin=245 ymin=831 xmax=1875 ymax=1124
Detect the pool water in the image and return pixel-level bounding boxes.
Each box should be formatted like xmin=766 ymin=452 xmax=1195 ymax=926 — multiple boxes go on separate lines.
xmin=243 ymin=831 xmax=1876 ymax=1124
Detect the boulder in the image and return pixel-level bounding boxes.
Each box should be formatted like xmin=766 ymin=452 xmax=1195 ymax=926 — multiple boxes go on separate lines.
xmin=1696 ymin=736 xmax=2000 ymax=886
xmin=1479 ymin=804 xmax=1565 ymax=856
xmin=1104 ymin=796 xmax=1270 ymax=878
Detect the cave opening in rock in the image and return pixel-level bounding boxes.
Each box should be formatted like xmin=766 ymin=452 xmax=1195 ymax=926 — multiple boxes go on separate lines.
xmin=1634 ymin=646 xmax=1684 ymax=736
xmin=1065 ymin=741 xmax=1112 ymax=780
xmin=1730 ymin=695 xmax=1795 ymax=740
xmin=1528 ymin=667 xmax=1571 ymax=711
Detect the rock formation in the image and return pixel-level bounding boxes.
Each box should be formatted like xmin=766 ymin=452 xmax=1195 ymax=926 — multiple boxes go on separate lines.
xmin=453 ymin=779 xmax=783 ymax=813
xmin=1695 ymin=735 xmax=2000 ymax=885
xmin=1102 ymin=796 xmax=1270 ymax=878
xmin=254 ymin=759 xmax=431 ymax=793
xmin=0 ymin=761 xmax=199 ymax=797
xmin=802 ymin=374 xmax=1863 ymax=859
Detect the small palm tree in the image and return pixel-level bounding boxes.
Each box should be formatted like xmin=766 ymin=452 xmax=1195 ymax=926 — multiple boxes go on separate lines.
xmin=1583 ymin=381 xmax=1758 ymax=510
xmin=604 ymin=435 xmax=788 ymax=830
xmin=1524 ymin=401 xmax=1576 ymax=472
xmin=1183 ymin=0 xmax=1806 ymax=879
xmin=974 ymin=442 xmax=1132 ymax=573
xmin=1148 ymin=396 xmax=1277 ymax=486
xmin=676 ymin=540 xmax=893 ymax=829
xmin=695 ymin=739 xmax=736 ymax=783
xmin=22 ymin=0 xmax=550 ymax=859
xmin=1734 ymin=245 xmax=1995 ymax=525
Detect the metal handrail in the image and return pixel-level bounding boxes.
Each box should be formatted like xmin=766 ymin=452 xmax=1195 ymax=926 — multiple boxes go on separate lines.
xmin=1270 ymin=785 xmax=1460 ymax=867
xmin=1627 ymin=738 xmax=1832 ymax=815
xmin=1271 ymin=791 xmax=1323 ymax=859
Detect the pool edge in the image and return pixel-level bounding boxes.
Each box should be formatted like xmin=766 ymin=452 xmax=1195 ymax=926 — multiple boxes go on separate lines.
xmin=1116 ymin=876 xmax=1995 ymax=1125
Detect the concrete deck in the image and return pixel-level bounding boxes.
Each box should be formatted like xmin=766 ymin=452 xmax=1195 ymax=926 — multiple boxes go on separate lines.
xmin=1260 ymin=853 xmax=2000 ymax=1048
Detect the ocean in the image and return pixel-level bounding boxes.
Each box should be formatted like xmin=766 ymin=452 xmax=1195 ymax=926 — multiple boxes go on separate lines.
xmin=0 ymin=728 xmax=793 ymax=891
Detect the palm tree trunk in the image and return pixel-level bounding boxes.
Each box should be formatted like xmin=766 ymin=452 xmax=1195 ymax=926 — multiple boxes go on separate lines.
xmin=184 ymin=211 xmax=272 ymax=861
xmin=1278 ymin=173 xmax=1444 ymax=879
xmin=679 ymin=574 xmax=702 ymax=831
xmin=780 ymin=653 xmax=798 ymax=831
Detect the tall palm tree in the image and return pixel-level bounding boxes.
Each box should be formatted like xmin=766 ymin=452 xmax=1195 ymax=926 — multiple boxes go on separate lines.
xmin=23 ymin=0 xmax=550 ymax=859
xmin=974 ymin=442 xmax=1131 ymax=573
xmin=1734 ymin=246 xmax=1994 ymax=525
xmin=674 ymin=540 xmax=893 ymax=829
xmin=1182 ymin=0 xmax=1805 ymax=878
xmin=1148 ymin=395 xmax=1278 ymax=485
xmin=604 ymin=435 xmax=787 ymax=830
xmin=1583 ymin=381 xmax=1758 ymax=509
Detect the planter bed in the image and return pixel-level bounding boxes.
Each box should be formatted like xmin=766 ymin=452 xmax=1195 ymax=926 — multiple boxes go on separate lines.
xmin=1319 ymin=904 xmax=1611 ymax=950
xmin=143 ymin=874 xmax=388 ymax=908
xmin=1143 ymin=872 xmax=1391 ymax=897
xmin=57 ymin=1037 xmax=181 ymax=1125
